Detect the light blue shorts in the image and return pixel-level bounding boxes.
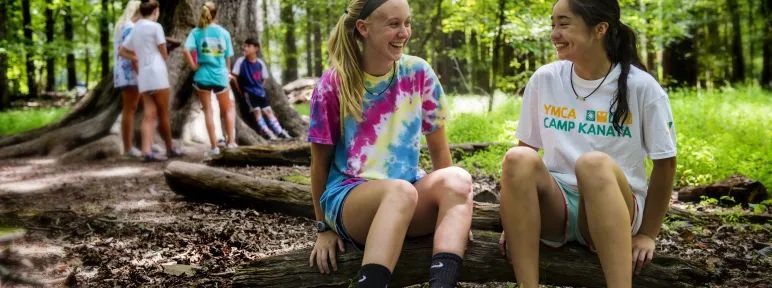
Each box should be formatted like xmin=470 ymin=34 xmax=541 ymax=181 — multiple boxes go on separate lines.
xmin=540 ymin=173 xmax=643 ymax=253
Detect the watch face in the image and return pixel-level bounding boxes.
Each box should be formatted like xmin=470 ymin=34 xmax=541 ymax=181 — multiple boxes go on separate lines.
xmin=316 ymin=221 xmax=325 ymax=232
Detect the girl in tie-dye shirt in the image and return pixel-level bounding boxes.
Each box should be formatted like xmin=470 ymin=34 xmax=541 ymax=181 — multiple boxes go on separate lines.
xmin=307 ymin=0 xmax=473 ymax=287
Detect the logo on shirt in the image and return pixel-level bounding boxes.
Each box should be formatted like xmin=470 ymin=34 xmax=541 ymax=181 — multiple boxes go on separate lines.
xmin=201 ymin=37 xmax=225 ymax=56
xmin=253 ymin=71 xmax=262 ymax=81
xmin=543 ymin=104 xmax=633 ymax=138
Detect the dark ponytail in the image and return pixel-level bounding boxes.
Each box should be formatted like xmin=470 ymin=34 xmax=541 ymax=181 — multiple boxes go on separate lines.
xmin=568 ymin=0 xmax=646 ymax=133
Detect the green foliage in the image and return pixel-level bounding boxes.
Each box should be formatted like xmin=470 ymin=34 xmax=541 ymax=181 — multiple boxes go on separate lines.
xmin=0 ymin=107 xmax=68 ymax=135
xmin=293 ymin=103 xmax=310 ymax=117
xmin=669 ymin=87 xmax=772 ymax=189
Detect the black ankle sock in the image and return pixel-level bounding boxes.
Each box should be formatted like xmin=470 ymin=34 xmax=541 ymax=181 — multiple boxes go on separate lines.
xmin=354 ymin=263 xmax=391 ymax=288
xmin=428 ymin=252 xmax=463 ymax=288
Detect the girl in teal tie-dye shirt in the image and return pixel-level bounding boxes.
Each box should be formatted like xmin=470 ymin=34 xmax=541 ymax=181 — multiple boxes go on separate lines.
xmin=307 ymin=0 xmax=473 ymax=287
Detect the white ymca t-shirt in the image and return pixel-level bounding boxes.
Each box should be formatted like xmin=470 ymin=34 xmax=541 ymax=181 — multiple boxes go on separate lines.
xmin=515 ymin=60 xmax=677 ymax=201
xmin=122 ymin=19 xmax=169 ymax=93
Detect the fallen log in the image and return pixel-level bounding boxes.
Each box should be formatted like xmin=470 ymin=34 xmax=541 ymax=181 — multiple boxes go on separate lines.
xmin=233 ymin=230 xmax=713 ymax=288
xmin=167 ymin=161 xmax=758 ymax=231
xmin=165 ymin=161 xmax=500 ymax=230
xmin=668 ymin=205 xmax=772 ymax=224
xmin=204 ymin=142 xmax=514 ymax=167
xmin=677 ymin=174 xmax=768 ymax=206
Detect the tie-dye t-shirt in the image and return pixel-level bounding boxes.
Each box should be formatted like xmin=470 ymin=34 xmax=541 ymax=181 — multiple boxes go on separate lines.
xmin=308 ymin=54 xmax=449 ymax=192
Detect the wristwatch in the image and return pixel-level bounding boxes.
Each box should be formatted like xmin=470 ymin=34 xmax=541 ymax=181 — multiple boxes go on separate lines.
xmin=316 ymin=221 xmax=332 ymax=233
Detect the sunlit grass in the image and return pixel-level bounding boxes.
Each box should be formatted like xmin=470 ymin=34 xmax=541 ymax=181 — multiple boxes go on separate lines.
xmin=0 ymin=107 xmax=69 ymax=136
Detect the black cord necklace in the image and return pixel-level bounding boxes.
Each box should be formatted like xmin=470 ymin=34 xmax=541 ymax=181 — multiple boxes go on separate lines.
xmin=364 ymin=61 xmax=396 ymax=96
xmin=571 ymin=62 xmax=613 ymax=101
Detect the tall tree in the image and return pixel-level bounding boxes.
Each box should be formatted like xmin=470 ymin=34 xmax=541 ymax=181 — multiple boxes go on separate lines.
xmin=489 ymin=0 xmax=507 ymax=111
xmin=65 ymin=0 xmax=77 ymax=90
xmin=100 ymin=0 xmax=110 ymax=78
xmin=0 ymin=4 xmax=9 ymax=109
xmin=262 ymin=0 xmax=271 ymax=70
xmin=281 ymin=1 xmax=298 ymax=84
xmin=305 ymin=1 xmax=313 ymax=78
xmin=726 ymin=0 xmax=745 ymax=83
xmin=762 ymin=0 xmax=772 ymax=89
xmin=46 ymin=4 xmax=56 ymax=92
xmin=312 ymin=6 xmax=323 ymax=77
xmin=22 ymin=0 xmax=37 ymax=98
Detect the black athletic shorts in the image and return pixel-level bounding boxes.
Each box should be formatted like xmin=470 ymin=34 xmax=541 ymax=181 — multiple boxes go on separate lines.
xmin=245 ymin=91 xmax=270 ymax=111
xmin=192 ymin=81 xmax=229 ymax=94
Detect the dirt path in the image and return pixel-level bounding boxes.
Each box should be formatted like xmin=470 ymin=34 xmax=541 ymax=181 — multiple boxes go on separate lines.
xmin=1 ymin=155 xmax=771 ymax=287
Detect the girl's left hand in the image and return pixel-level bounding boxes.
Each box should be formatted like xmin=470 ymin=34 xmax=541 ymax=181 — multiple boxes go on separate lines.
xmin=631 ymin=234 xmax=655 ymax=275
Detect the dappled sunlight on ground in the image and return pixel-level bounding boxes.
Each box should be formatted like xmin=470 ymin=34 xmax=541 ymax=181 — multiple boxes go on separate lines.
xmin=0 ymin=165 xmax=156 ymax=195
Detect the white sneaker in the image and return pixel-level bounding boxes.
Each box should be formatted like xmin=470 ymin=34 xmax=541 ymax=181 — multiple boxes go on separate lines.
xmin=124 ymin=147 xmax=142 ymax=159
xmin=226 ymin=143 xmax=238 ymax=149
xmin=204 ymin=148 xmax=220 ymax=157
xmin=151 ymin=144 xmax=166 ymax=154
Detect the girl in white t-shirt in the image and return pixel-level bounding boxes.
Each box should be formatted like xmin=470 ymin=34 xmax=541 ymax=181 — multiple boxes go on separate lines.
xmin=498 ymin=0 xmax=677 ymax=287
xmin=119 ymin=0 xmax=183 ymax=161
xmin=114 ymin=1 xmax=141 ymax=158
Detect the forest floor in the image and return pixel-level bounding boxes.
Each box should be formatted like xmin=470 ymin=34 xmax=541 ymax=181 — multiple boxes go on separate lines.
xmin=1 ymin=147 xmax=771 ymax=288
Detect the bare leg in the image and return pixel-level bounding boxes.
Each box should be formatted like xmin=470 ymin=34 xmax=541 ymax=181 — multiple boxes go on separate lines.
xmin=216 ymin=90 xmax=235 ymax=146
xmin=153 ymin=88 xmax=174 ymax=150
xmin=342 ymin=180 xmax=419 ymax=271
xmin=499 ymin=147 xmax=566 ymax=288
xmin=196 ymin=90 xmax=217 ymax=149
xmin=576 ymin=151 xmax=635 ymax=288
xmin=140 ymin=92 xmax=158 ymax=155
xmin=407 ymin=167 xmax=474 ymax=256
xmin=120 ymin=86 xmax=141 ymax=153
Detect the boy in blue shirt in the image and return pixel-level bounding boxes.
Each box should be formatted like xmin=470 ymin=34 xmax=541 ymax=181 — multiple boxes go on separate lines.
xmin=230 ymin=38 xmax=290 ymax=140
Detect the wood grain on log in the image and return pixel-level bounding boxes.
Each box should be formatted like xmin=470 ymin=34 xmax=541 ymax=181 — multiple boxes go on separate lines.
xmin=233 ymin=231 xmax=713 ymax=288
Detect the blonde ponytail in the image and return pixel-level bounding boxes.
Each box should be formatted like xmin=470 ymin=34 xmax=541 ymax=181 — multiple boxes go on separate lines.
xmin=115 ymin=1 xmax=141 ymax=36
xmin=328 ymin=0 xmax=370 ymax=122
xmin=198 ymin=1 xmax=217 ymax=30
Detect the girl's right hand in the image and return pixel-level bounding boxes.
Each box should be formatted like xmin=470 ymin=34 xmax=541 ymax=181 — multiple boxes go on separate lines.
xmin=309 ymin=230 xmax=345 ymax=274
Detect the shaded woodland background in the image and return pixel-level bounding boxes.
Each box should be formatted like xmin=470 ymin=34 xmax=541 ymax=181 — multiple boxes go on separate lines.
xmin=1 ymin=0 xmax=771 ymax=111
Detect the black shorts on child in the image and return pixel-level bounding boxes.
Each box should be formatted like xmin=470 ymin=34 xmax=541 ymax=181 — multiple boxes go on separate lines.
xmin=192 ymin=81 xmax=229 ymax=94
xmin=245 ymin=91 xmax=269 ymax=111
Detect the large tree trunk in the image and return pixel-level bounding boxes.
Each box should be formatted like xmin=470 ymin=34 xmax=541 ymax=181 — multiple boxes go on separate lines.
xmin=0 ymin=0 xmax=307 ymax=160
xmin=727 ymin=0 xmax=746 ymax=83
xmin=65 ymin=0 xmax=77 ymax=91
xmin=100 ymin=0 xmax=110 ymax=78
xmin=234 ymin=231 xmax=712 ymax=288
xmin=663 ymin=27 xmax=698 ymax=87
xmin=46 ymin=5 xmax=56 ymax=93
xmin=22 ymin=0 xmax=37 ymax=99
xmin=762 ymin=0 xmax=772 ymax=89
xmin=0 ymin=4 xmax=9 ymax=110
xmin=281 ymin=2 xmax=299 ymax=84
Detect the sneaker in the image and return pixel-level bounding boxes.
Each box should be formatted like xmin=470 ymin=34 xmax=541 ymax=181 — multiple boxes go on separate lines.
xmin=168 ymin=147 xmax=186 ymax=158
xmin=204 ymin=148 xmax=220 ymax=157
xmin=151 ymin=144 xmax=166 ymax=154
xmin=142 ymin=153 xmax=168 ymax=162
xmin=124 ymin=147 xmax=142 ymax=159
xmin=226 ymin=143 xmax=238 ymax=149
xmin=217 ymin=138 xmax=227 ymax=148
xmin=279 ymin=131 xmax=291 ymax=139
